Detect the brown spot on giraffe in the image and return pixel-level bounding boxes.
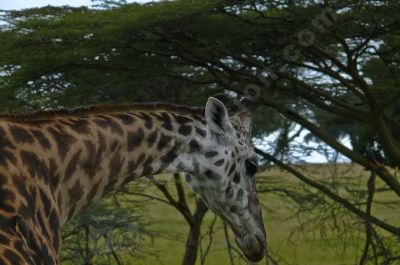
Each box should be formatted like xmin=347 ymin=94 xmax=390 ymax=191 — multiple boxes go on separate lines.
xmin=47 ymin=126 xmax=74 ymax=160
xmin=153 ymin=112 xmax=173 ymax=131
xmin=31 ymin=129 xmax=52 ymax=150
xmin=178 ymin=125 xmax=192 ymax=136
xmin=195 ymin=127 xmax=206 ymax=137
xmin=64 ymin=150 xmax=82 ymax=182
xmin=214 ymin=159 xmax=225 ymax=166
xmin=147 ymin=130 xmax=158 ymax=147
xmin=94 ymin=115 xmax=124 ymax=136
xmin=205 ymin=151 xmax=218 ymax=158
xmin=135 ymin=112 xmax=152 ymax=129
xmin=127 ymin=128 xmax=144 ymax=151
xmin=9 ymin=125 xmax=34 ymax=144
xmin=115 ymin=113 xmax=136 ymax=125
xmin=67 ymin=118 xmax=91 ymax=134
xmin=188 ymin=139 xmax=201 ymax=152
xmin=157 ymin=133 xmax=171 ymax=150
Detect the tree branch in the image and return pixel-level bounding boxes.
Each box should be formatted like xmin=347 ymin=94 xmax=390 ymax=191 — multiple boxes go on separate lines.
xmin=254 ymin=96 xmax=400 ymax=197
xmin=223 ymin=222 xmax=236 ymax=265
xmin=255 ymin=148 xmax=400 ymax=236
xmin=359 ymin=172 xmax=376 ymax=265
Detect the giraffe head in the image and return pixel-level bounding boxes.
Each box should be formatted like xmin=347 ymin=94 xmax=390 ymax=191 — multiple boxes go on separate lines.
xmin=181 ymin=97 xmax=266 ymax=262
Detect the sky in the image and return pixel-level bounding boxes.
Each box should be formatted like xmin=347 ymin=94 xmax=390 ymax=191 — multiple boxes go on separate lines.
xmin=0 ymin=0 xmax=149 ymax=10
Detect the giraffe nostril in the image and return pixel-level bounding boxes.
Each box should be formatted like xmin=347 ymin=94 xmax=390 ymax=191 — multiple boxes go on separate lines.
xmin=230 ymin=205 xmax=238 ymax=213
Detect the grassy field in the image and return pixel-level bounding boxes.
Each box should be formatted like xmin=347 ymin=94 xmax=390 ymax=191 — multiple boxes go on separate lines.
xmin=108 ymin=164 xmax=400 ymax=265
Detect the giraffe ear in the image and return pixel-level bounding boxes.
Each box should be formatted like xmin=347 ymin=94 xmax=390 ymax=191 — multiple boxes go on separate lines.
xmin=205 ymin=97 xmax=235 ymax=136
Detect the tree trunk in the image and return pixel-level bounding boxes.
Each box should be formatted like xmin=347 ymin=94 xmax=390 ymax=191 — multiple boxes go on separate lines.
xmin=182 ymin=223 xmax=201 ymax=265
xmin=181 ymin=199 xmax=208 ymax=265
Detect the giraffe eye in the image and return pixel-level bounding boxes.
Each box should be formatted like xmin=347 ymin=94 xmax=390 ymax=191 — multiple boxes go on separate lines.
xmin=245 ymin=159 xmax=258 ymax=176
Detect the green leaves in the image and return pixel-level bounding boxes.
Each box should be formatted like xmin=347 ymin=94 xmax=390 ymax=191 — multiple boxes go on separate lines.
xmin=62 ymin=196 xmax=147 ymax=265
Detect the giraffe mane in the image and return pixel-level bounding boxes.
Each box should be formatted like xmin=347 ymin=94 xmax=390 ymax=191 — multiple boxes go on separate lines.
xmin=0 ymin=102 xmax=206 ymax=122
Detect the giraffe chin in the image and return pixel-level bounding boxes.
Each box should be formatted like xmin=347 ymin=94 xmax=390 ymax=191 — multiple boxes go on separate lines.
xmin=235 ymin=233 xmax=266 ymax=262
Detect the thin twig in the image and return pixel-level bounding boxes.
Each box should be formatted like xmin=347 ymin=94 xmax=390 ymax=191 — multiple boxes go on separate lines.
xmin=223 ymin=222 xmax=235 ymax=265
xmin=359 ymin=171 xmax=376 ymax=265
xmin=200 ymin=214 xmax=217 ymax=265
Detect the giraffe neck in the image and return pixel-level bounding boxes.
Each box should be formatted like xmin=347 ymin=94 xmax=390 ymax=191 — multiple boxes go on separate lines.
xmin=39 ymin=110 xmax=206 ymax=223
xmin=0 ymin=104 xmax=208 ymax=264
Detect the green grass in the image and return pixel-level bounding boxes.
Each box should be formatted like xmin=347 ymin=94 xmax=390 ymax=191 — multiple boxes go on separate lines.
xmin=103 ymin=164 xmax=400 ymax=264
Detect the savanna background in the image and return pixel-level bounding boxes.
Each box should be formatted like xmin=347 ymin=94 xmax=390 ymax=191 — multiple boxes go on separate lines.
xmin=0 ymin=1 xmax=399 ymax=264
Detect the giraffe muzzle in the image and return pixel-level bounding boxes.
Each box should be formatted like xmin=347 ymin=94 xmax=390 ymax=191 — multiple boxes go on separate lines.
xmin=235 ymin=232 xmax=266 ymax=262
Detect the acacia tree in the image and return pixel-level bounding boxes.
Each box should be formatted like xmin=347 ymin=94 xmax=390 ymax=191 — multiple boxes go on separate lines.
xmin=1 ymin=0 xmax=400 ymax=264
xmin=124 ymin=174 xmax=210 ymax=265
xmin=140 ymin=1 xmax=400 ymax=262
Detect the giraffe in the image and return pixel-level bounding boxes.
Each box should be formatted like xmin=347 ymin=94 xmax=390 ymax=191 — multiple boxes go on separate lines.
xmin=0 ymin=96 xmax=266 ymax=264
